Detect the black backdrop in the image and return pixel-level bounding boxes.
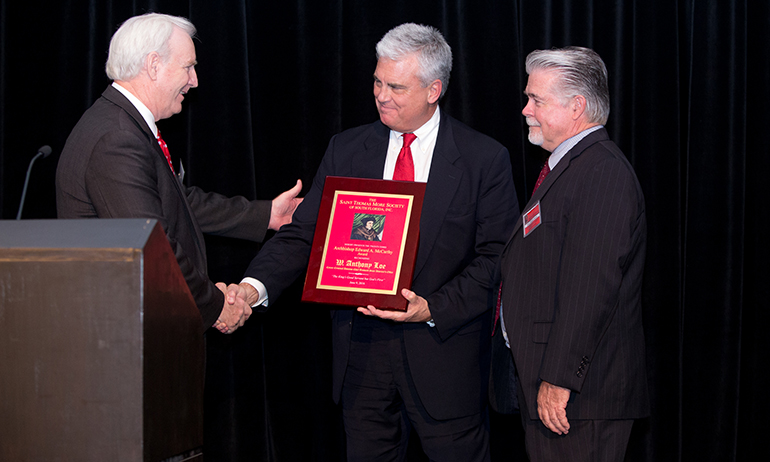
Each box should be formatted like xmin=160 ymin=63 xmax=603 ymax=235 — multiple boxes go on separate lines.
xmin=1 ymin=1 xmax=768 ymax=460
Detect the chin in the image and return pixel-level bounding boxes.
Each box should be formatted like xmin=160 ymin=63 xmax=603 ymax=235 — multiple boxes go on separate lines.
xmin=379 ymin=116 xmax=399 ymax=130
xmin=528 ymin=131 xmax=544 ymax=146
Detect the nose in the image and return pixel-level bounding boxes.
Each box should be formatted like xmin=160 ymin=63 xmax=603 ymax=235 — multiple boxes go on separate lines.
xmin=189 ymin=67 xmax=199 ymax=88
xmin=375 ymin=83 xmax=390 ymax=102
xmin=522 ymin=99 xmax=533 ymax=117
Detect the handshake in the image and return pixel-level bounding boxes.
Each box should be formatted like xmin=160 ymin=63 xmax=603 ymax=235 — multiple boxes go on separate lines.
xmin=212 ymin=282 xmax=259 ymax=334
xmin=209 ymin=179 xmax=304 ymax=335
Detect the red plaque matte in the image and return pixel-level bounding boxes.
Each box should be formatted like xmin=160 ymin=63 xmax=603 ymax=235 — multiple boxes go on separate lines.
xmin=301 ymin=176 xmax=426 ymax=310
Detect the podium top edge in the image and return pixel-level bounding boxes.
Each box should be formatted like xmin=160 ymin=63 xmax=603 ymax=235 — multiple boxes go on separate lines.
xmin=0 ymin=218 xmax=161 ymax=249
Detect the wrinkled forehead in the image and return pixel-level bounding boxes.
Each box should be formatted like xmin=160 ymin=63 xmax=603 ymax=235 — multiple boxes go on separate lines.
xmin=525 ymin=69 xmax=562 ymax=98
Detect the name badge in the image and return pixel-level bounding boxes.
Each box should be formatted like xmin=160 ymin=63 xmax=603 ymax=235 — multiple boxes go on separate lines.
xmin=523 ymin=201 xmax=542 ymax=238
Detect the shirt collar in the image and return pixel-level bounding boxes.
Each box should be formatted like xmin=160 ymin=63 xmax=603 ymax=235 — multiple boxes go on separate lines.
xmin=389 ymin=106 xmax=441 ymax=151
xmin=548 ymin=125 xmax=603 ymax=170
xmin=112 ymin=82 xmax=159 ymax=137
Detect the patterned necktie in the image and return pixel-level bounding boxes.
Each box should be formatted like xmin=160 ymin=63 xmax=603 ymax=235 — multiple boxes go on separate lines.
xmin=156 ymin=130 xmax=175 ymax=173
xmin=532 ymin=161 xmax=550 ymax=194
xmin=393 ymin=133 xmax=417 ymax=181
xmin=493 ymin=283 xmax=503 ymax=336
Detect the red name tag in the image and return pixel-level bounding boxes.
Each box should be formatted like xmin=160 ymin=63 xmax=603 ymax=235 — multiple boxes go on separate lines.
xmin=523 ymin=201 xmax=542 ymax=238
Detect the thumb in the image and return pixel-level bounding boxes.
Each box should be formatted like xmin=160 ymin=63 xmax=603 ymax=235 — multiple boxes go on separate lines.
xmin=290 ymin=179 xmax=302 ymax=196
xmin=226 ymin=286 xmax=240 ymax=304
xmin=401 ymin=288 xmax=416 ymax=302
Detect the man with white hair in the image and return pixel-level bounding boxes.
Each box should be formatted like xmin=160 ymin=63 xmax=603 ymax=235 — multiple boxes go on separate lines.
xmin=236 ymin=23 xmax=518 ymax=461
xmin=498 ymin=46 xmax=649 ymax=461
xmin=56 ymin=13 xmax=302 ymax=334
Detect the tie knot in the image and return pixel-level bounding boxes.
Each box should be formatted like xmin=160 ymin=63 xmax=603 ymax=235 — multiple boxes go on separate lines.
xmin=402 ymin=133 xmax=416 ymax=148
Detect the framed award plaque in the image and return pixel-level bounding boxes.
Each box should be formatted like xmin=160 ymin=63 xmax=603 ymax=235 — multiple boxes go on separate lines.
xmin=301 ymin=176 xmax=426 ymax=311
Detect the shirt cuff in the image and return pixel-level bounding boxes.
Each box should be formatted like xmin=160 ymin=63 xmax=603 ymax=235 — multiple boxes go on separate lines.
xmin=240 ymin=277 xmax=268 ymax=307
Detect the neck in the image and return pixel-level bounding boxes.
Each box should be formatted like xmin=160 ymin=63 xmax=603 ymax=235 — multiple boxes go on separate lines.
xmin=114 ymin=79 xmax=159 ymax=121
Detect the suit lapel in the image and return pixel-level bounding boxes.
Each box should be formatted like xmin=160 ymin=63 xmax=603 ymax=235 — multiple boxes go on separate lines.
xmin=102 ymin=86 xmax=208 ymax=262
xmin=102 ymin=86 xmax=180 ymax=183
xmin=413 ymin=112 xmax=462 ymax=279
xmin=353 ymin=121 xmax=390 ymax=179
xmin=505 ymin=127 xmax=611 ymax=246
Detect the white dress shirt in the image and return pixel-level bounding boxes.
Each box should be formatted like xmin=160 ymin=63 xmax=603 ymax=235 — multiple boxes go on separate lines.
xmin=243 ymin=107 xmax=442 ymax=307
xmin=111 ymin=82 xmax=158 ymax=136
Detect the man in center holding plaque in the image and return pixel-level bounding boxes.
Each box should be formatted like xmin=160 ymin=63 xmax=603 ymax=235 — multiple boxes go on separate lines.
xmin=236 ymin=23 xmax=517 ymax=461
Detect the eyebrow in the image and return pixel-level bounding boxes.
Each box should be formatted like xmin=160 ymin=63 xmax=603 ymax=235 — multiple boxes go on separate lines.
xmin=373 ymin=74 xmax=407 ymax=88
xmin=524 ymin=90 xmax=542 ymax=100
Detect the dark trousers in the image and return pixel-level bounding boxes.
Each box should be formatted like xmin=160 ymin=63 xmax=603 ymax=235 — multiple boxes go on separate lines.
xmin=341 ymin=314 xmax=490 ymax=462
xmin=519 ymin=389 xmax=634 ymax=462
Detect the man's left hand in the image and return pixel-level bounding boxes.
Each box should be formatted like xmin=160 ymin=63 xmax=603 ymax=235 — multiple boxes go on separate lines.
xmin=269 ymin=179 xmax=303 ymax=230
xmin=357 ymin=288 xmax=432 ymax=323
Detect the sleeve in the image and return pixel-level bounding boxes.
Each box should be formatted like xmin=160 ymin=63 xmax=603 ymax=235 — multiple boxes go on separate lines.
xmin=242 ymin=134 xmax=343 ymax=305
xmin=426 ymin=146 xmax=519 ymax=340
xmin=538 ymin=155 xmax=643 ymax=392
xmin=184 ymin=186 xmax=271 ymax=243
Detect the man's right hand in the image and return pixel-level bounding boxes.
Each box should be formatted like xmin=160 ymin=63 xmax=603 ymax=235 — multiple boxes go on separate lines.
xmin=213 ymin=282 xmax=252 ymax=334
xmin=232 ymin=282 xmax=260 ymax=307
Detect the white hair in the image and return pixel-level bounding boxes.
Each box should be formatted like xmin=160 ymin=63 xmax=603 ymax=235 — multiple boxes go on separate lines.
xmin=525 ymin=46 xmax=610 ymax=125
xmin=105 ymin=13 xmax=196 ymax=81
xmin=376 ymin=23 xmax=453 ymax=99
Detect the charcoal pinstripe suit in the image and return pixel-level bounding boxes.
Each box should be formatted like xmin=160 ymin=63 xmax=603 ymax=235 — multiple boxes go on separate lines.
xmin=500 ymin=128 xmax=649 ymax=430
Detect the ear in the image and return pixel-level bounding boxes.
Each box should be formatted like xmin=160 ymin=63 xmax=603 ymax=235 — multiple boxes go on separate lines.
xmin=427 ymin=79 xmax=442 ymax=105
xmin=145 ymin=51 xmax=161 ymax=80
xmin=571 ymin=95 xmax=587 ymax=120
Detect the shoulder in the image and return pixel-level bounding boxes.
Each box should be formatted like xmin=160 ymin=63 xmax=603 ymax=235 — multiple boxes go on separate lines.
xmin=576 ymin=137 xmax=637 ymax=179
xmin=329 ymin=120 xmax=387 ymax=146
xmin=319 ymin=120 xmax=389 ymax=168
xmin=568 ymin=138 xmax=645 ymax=203
xmin=60 ymin=95 xmax=153 ymax=175
xmin=443 ymin=113 xmax=506 ymax=156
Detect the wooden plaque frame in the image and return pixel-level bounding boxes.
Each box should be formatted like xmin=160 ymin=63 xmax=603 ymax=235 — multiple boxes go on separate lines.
xmin=301 ymin=176 xmax=426 ymax=310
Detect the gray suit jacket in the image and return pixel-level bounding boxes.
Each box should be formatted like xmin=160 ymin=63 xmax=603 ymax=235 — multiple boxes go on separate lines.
xmin=245 ymin=111 xmax=518 ymax=420
xmin=56 ymin=85 xmax=271 ymax=330
xmin=500 ymin=128 xmax=649 ymax=420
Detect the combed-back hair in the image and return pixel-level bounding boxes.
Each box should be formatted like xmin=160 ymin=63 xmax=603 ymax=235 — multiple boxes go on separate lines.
xmin=526 ymin=46 xmax=610 ymax=124
xmin=105 ymin=13 xmax=195 ymax=81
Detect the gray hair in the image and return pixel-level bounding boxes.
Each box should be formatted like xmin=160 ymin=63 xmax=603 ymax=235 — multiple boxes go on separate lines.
xmin=105 ymin=13 xmax=196 ymax=81
xmin=525 ymin=46 xmax=610 ymax=125
xmin=376 ymin=23 xmax=453 ymax=99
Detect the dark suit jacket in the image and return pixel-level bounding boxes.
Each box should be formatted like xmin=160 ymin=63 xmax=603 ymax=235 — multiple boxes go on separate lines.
xmin=245 ymin=110 xmax=518 ymax=420
xmin=500 ymin=128 xmax=649 ymax=421
xmin=56 ymin=85 xmax=271 ymax=330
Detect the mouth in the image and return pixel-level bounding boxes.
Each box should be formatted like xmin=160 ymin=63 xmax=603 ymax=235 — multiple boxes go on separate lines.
xmin=526 ymin=118 xmax=540 ymax=128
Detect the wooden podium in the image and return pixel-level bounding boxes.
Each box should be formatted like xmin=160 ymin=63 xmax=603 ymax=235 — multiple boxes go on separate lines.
xmin=0 ymin=219 xmax=204 ymax=461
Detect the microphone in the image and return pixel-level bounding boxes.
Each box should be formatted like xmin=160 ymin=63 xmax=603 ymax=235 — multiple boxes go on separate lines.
xmin=16 ymin=145 xmax=52 ymax=220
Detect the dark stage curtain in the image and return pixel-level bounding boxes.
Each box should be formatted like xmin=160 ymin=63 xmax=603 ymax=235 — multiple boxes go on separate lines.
xmin=1 ymin=0 xmax=767 ymax=460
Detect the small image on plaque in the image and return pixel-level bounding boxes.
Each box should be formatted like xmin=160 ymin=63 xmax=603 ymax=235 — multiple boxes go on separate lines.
xmin=301 ymin=176 xmax=426 ymax=310
xmin=350 ymin=214 xmax=385 ymax=242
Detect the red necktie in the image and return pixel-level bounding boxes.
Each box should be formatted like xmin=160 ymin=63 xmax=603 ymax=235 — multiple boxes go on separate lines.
xmin=532 ymin=161 xmax=550 ymax=194
xmin=492 ymin=282 xmax=503 ymax=336
xmin=156 ymin=130 xmax=175 ymax=173
xmin=393 ymin=133 xmax=416 ymax=181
